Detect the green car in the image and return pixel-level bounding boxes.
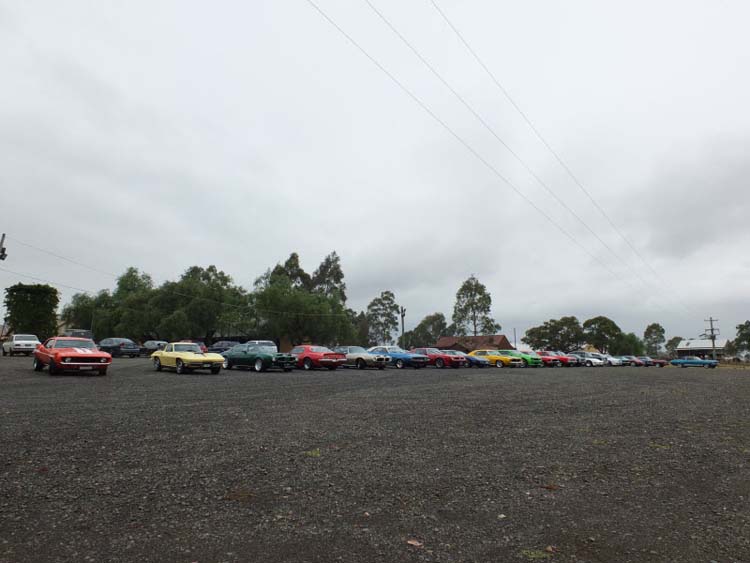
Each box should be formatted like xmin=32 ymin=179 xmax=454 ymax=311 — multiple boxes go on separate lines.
xmin=222 ymin=340 xmax=296 ymax=372
xmin=497 ymin=349 xmax=543 ymax=368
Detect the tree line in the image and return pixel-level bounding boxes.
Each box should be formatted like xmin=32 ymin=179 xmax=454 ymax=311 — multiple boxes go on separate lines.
xmin=3 ymin=252 xmax=501 ymax=347
xmin=522 ymin=316 xmax=687 ymax=357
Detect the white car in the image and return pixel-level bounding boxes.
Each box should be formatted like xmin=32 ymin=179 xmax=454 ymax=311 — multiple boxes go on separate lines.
xmin=2 ymin=334 xmax=41 ymax=356
xmin=599 ymin=354 xmax=623 ymax=366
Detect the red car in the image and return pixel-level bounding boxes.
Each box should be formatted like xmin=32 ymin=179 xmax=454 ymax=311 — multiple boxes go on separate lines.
xmin=411 ymin=347 xmax=468 ymax=368
xmin=180 ymin=339 xmax=207 ymax=353
xmin=33 ymin=337 xmax=112 ymax=375
xmin=289 ymin=345 xmax=347 ymax=371
xmin=538 ymin=351 xmax=576 ymax=367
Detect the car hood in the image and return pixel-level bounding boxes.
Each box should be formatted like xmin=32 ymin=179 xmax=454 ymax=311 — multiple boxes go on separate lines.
xmin=52 ymin=347 xmax=110 ymax=357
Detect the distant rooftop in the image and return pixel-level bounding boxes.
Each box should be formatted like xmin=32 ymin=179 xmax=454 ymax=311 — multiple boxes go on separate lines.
xmin=677 ymin=338 xmax=729 ymax=350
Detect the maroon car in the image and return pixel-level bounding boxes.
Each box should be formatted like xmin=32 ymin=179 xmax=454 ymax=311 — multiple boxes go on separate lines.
xmin=290 ymin=345 xmax=346 ymax=371
xmin=411 ymin=347 xmax=468 ymax=368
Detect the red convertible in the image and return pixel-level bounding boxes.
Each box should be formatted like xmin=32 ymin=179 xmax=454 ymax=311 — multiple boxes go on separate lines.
xmin=33 ymin=337 xmax=112 ymax=375
xmin=410 ymin=347 xmax=468 ymax=368
xmin=289 ymin=345 xmax=347 ymax=371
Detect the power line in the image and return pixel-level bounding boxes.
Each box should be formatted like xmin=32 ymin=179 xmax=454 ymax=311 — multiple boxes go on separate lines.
xmin=427 ymin=0 xmax=695 ymax=313
xmin=303 ymin=0 xmax=683 ymax=317
xmin=361 ymin=0 xmax=688 ymax=314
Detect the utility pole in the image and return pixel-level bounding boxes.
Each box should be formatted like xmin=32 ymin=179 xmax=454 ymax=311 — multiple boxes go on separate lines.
xmin=400 ymin=306 xmax=406 ymax=339
xmin=702 ymin=317 xmax=720 ymax=360
xmin=0 ymin=233 xmax=7 ymax=261
xmin=513 ymin=328 xmax=517 ymax=349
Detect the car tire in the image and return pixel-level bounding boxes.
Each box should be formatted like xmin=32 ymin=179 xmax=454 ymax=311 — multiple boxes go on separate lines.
xmin=98 ymin=368 xmax=107 ymax=376
xmin=223 ymin=359 xmax=232 ymax=370
xmin=153 ymin=358 xmax=162 ymax=371
xmin=211 ymin=366 xmax=221 ymax=374
xmin=1 ymin=347 xmax=6 ymax=356
xmin=435 ymin=358 xmax=445 ymax=369
xmin=356 ymin=358 xmax=366 ymax=370
xmin=523 ymin=359 xmax=529 ymax=368
xmin=378 ymin=365 xmax=385 ymax=370
xmin=176 ymin=359 xmax=186 ymax=375
xmin=496 ymin=360 xmax=504 ymax=368
xmin=48 ymin=360 xmax=59 ymax=375
xmin=327 ymin=366 xmax=337 ymax=371
xmin=586 ymin=361 xmax=593 ymax=367
xmin=395 ymin=359 xmax=405 ymax=369
xmin=33 ymin=357 xmax=43 ymax=372
xmin=253 ymin=359 xmax=264 ymax=373
xmin=283 ymin=367 xmax=292 ymax=372
xmin=303 ymin=358 xmax=313 ymax=371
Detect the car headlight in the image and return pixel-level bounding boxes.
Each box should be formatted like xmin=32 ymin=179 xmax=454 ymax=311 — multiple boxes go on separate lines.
xmin=64 ymin=357 xmax=71 ymax=363
xmin=100 ymin=358 xmax=107 ymax=363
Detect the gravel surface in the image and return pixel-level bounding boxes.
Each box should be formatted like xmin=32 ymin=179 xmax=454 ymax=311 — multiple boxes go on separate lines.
xmin=1 ymin=356 xmax=749 ymax=563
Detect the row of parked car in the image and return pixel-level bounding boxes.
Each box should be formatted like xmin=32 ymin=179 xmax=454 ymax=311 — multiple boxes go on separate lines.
xmin=5 ymin=332 xmax=720 ymax=375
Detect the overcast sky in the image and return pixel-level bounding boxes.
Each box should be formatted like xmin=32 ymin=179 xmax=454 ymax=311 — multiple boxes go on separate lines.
xmin=1 ymin=0 xmax=749 ymax=342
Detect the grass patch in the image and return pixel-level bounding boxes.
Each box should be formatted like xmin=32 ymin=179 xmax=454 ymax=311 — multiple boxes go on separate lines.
xmin=304 ymin=448 xmax=322 ymax=458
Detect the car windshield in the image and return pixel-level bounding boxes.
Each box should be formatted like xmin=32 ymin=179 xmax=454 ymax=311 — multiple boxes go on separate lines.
xmin=54 ymin=339 xmax=96 ymax=349
xmin=522 ymin=351 xmax=539 ymax=357
xmin=348 ymin=346 xmax=366 ymax=353
xmin=115 ymin=338 xmax=135 ymax=345
xmin=424 ymin=348 xmax=441 ymax=354
xmin=311 ymin=346 xmax=332 ymax=353
xmin=385 ymin=346 xmax=406 ymax=353
xmin=256 ymin=345 xmax=278 ymax=354
xmin=174 ymin=344 xmax=202 ymax=353
xmin=15 ymin=335 xmax=37 ymax=341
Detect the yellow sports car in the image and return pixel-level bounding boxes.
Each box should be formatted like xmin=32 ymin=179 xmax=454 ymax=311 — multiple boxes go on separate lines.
xmin=468 ymin=349 xmax=524 ymax=368
xmin=151 ymin=342 xmax=224 ymax=374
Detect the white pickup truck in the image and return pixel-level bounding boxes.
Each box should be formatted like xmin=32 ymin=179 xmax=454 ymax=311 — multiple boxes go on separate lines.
xmin=2 ymin=334 xmax=41 ymax=356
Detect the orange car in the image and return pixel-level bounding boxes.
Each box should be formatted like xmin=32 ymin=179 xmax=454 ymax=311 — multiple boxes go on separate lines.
xmin=33 ymin=337 xmax=112 ymax=376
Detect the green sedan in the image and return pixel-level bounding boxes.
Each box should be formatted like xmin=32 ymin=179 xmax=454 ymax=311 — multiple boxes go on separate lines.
xmin=222 ymin=341 xmax=296 ymax=372
xmin=497 ymin=349 xmax=543 ymax=367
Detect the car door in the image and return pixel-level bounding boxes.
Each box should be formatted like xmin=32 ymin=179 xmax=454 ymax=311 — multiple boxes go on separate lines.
xmin=161 ymin=344 xmax=177 ymax=367
xmin=236 ymin=345 xmax=253 ymax=368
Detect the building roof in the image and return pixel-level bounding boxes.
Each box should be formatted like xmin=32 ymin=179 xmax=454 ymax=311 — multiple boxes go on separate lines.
xmin=677 ymin=339 xmax=728 ymax=351
xmin=434 ymin=334 xmax=514 ymax=352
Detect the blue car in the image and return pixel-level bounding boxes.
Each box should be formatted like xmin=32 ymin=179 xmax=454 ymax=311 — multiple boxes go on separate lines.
xmin=670 ymin=356 xmax=718 ymax=369
xmin=368 ymin=346 xmax=429 ymax=369
xmin=442 ymin=349 xmax=489 ymax=368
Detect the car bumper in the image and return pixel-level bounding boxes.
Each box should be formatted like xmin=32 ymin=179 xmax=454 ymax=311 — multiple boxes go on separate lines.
xmin=10 ymin=346 xmax=36 ymax=353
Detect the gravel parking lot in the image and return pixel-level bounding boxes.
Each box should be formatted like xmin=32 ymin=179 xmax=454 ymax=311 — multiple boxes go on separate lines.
xmin=1 ymin=357 xmax=749 ymax=563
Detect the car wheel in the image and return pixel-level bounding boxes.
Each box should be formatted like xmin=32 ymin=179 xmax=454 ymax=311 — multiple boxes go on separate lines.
xmin=176 ymin=359 xmax=185 ymax=374
xmin=223 ymin=359 xmax=232 ymax=370
xmin=1 ymin=347 xmax=6 ymax=356
xmin=253 ymin=358 xmax=264 ymax=373
xmin=327 ymin=366 xmax=337 ymax=371
xmin=211 ymin=366 xmax=221 ymax=374
xmin=153 ymin=358 xmax=162 ymax=371
xmin=33 ymin=357 xmax=43 ymax=372
xmin=356 ymin=358 xmax=366 ymax=370
xmin=435 ymin=358 xmax=445 ymax=369
xmin=395 ymin=359 xmax=405 ymax=369
xmin=303 ymin=358 xmax=313 ymax=371
xmin=586 ymin=361 xmax=593 ymax=367
xmin=48 ymin=360 xmax=59 ymax=375
xmin=283 ymin=367 xmax=292 ymax=372
xmin=523 ymin=359 xmax=529 ymax=368
xmin=495 ymin=360 xmax=504 ymax=368
xmin=378 ymin=365 xmax=385 ymax=370
xmin=98 ymin=368 xmax=107 ymax=376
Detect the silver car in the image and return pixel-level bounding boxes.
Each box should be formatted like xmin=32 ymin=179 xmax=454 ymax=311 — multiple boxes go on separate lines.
xmin=334 ymin=346 xmax=389 ymax=370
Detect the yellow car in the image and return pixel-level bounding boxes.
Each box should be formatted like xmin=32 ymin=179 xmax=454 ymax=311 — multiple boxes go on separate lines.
xmin=468 ymin=349 xmax=524 ymax=368
xmin=151 ymin=342 xmax=224 ymax=374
